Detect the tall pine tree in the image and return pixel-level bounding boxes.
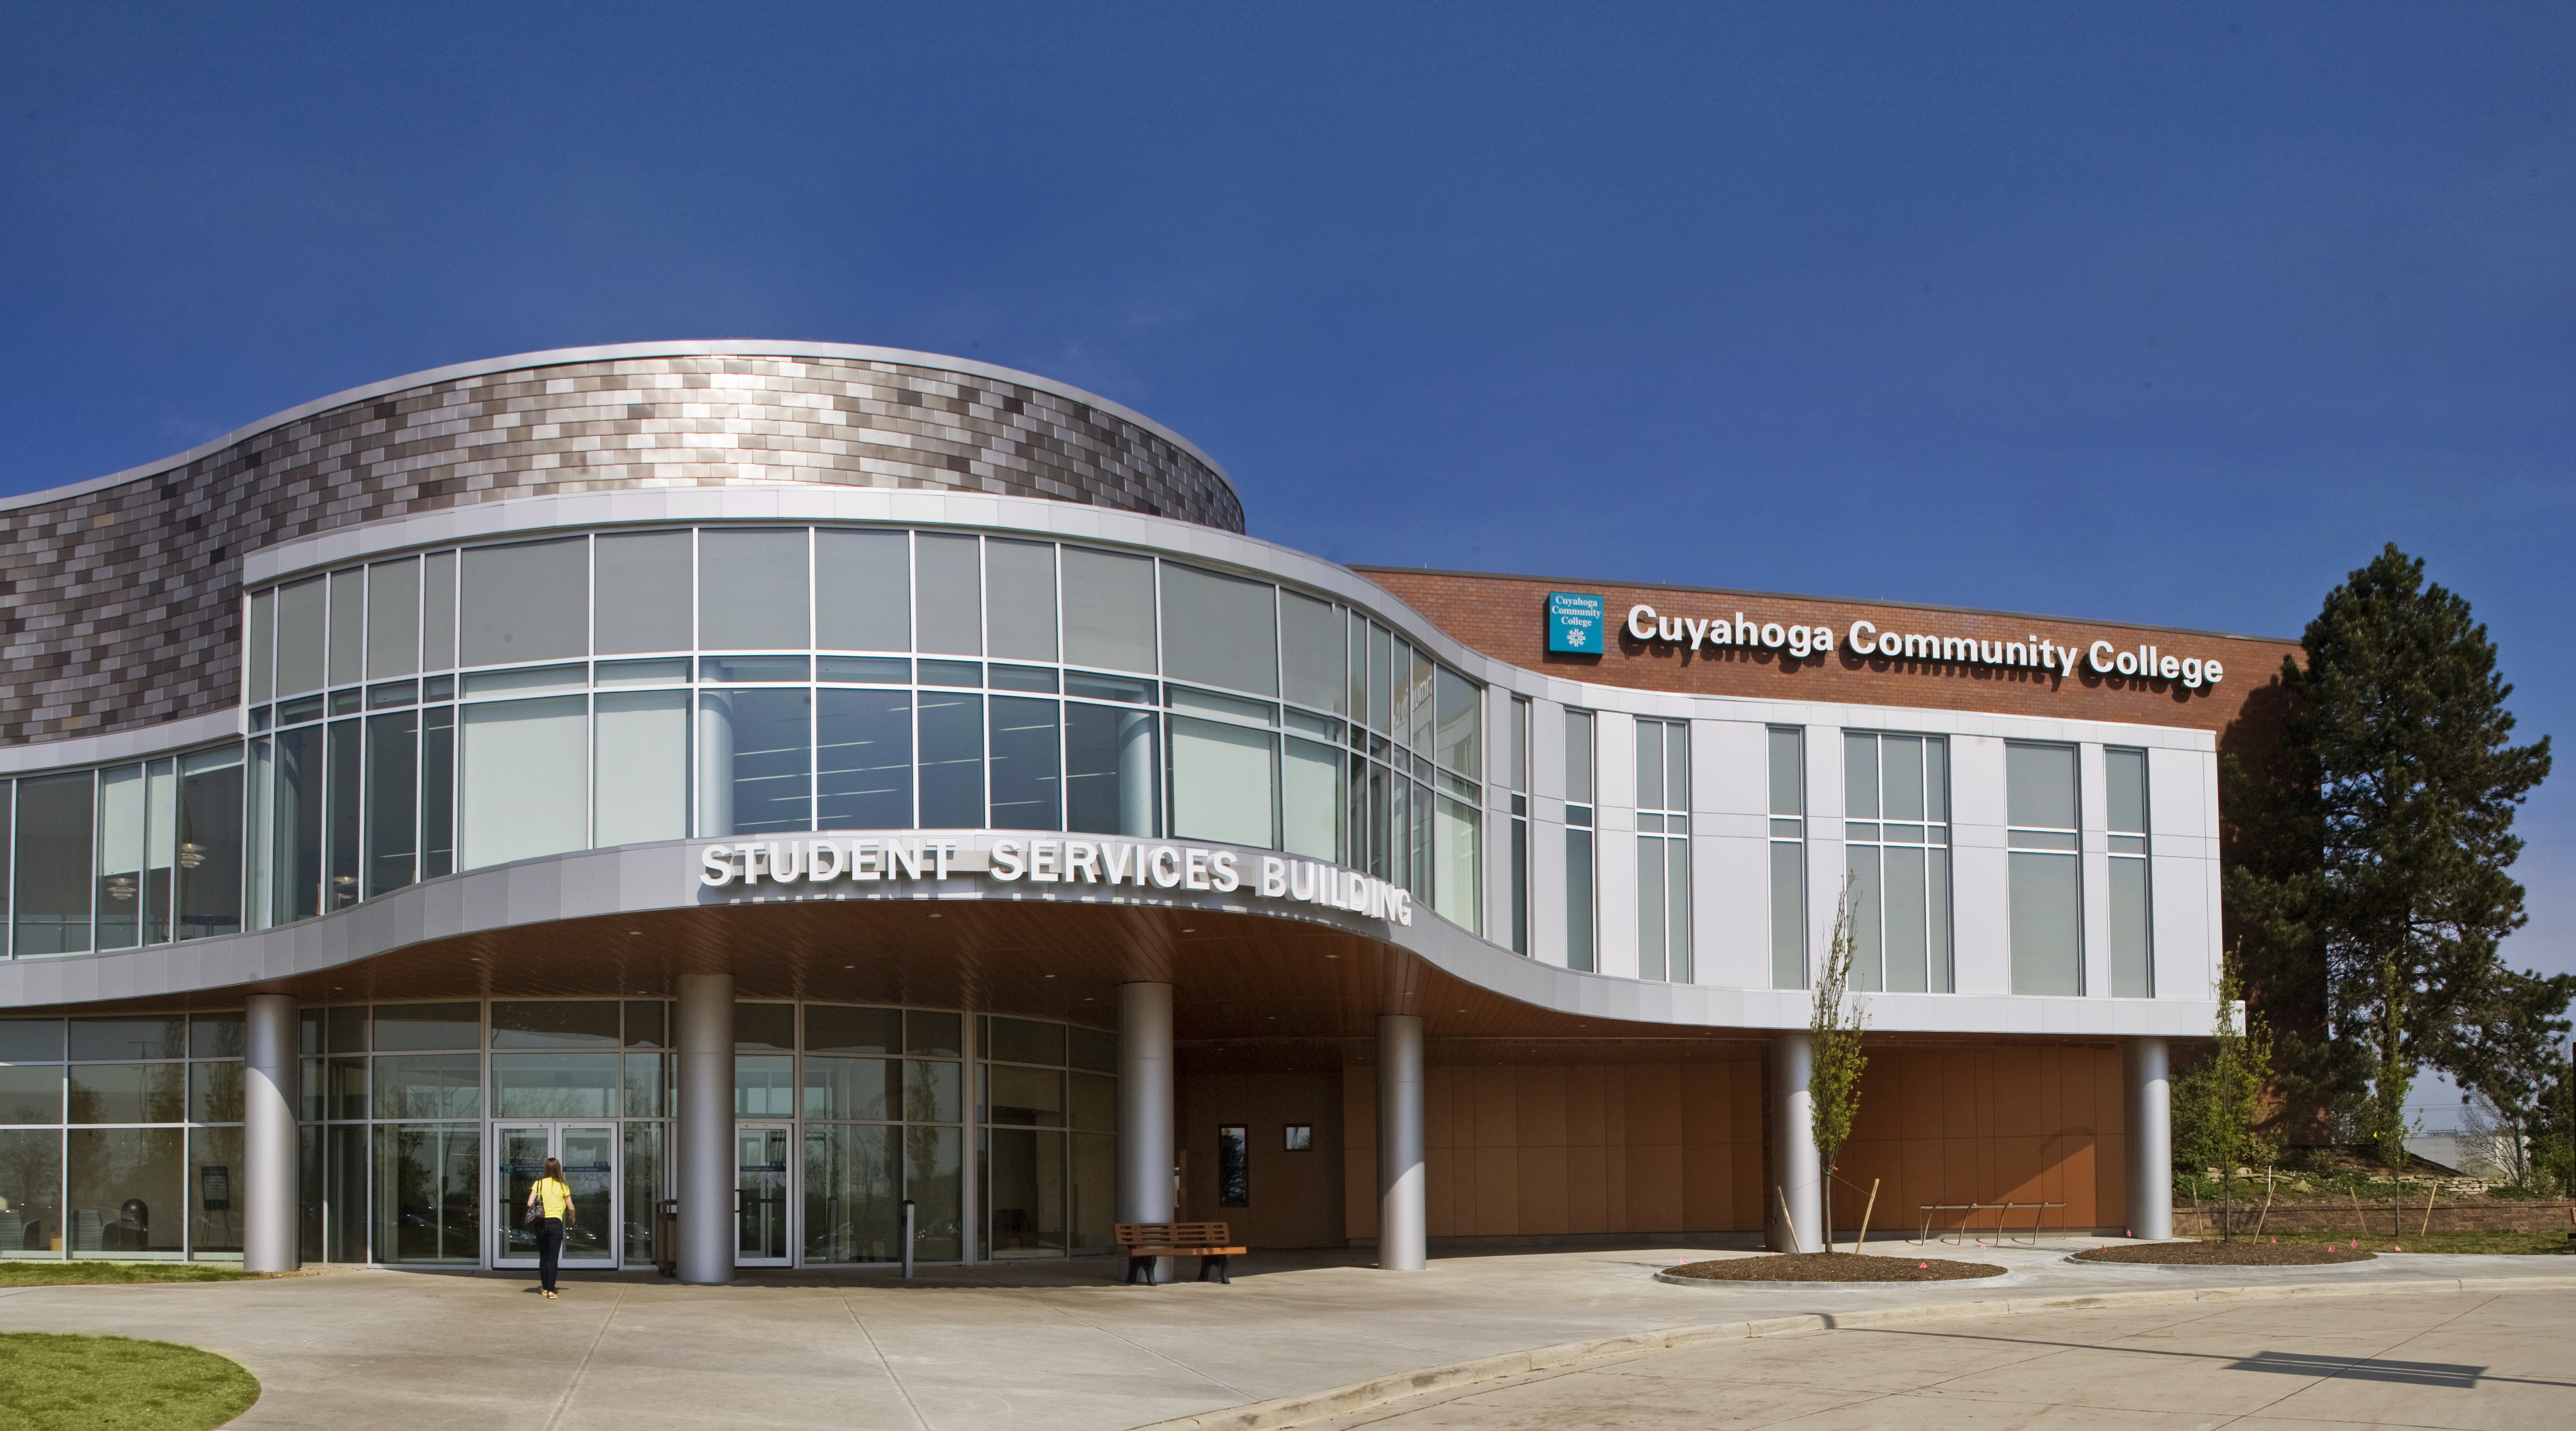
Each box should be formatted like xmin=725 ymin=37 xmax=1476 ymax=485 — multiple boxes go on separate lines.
xmin=2226 ymin=544 xmax=2554 ymax=1167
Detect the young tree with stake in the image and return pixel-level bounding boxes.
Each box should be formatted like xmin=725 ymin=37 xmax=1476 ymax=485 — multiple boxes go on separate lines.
xmin=1811 ymin=879 xmax=1868 ymax=1252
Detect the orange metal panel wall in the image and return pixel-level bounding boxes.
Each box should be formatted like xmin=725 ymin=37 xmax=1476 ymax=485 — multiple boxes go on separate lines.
xmin=1831 ymin=1046 xmax=2128 ymax=1235
xmin=1343 ymin=1062 xmax=1766 ymax=1238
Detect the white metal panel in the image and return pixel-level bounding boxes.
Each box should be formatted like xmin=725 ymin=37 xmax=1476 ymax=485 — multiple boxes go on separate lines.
xmin=1696 ymin=719 xmax=1765 ymax=817
xmin=1598 ymin=713 xmax=1637 ymax=813
xmin=1597 ymin=823 xmax=1639 ymax=979
xmin=1532 ymin=700 xmax=1566 ymax=802
xmin=1947 ymin=734 xmax=2012 ymax=995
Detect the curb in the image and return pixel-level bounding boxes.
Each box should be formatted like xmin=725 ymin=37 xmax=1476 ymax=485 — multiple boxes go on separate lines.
xmin=1652 ymin=1268 xmax=2014 ymax=1290
xmin=1124 ymin=1273 xmax=2576 ymax=1431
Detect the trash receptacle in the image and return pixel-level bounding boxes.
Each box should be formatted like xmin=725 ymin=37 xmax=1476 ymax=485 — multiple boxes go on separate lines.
xmin=656 ymin=1199 xmax=678 ymax=1278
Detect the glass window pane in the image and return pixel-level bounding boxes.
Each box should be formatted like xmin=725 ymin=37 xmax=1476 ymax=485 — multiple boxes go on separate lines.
xmin=1170 ymin=716 xmax=1274 ymax=847
xmin=906 ymin=1060 xmax=961 ymax=1122
xmin=815 ymin=529 xmax=911 ymax=653
xmin=17 ymin=772 xmax=93 ymax=955
xmin=327 ymin=569 xmax=365 ymax=689
xmin=275 ymin=576 xmax=326 ymax=696
xmin=365 ymin=711 xmax=418 ymax=898
xmin=422 ymin=551 xmax=457 ymax=671
xmin=1563 ymin=711 xmax=1593 ymax=805
xmin=805 ymin=1123 xmax=899 ymax=1263
xmin=694 ymin=688 xmax=810 ymax=837
xmin=987 ymin=1064 xmax=1063 ymax=1126
xmin=1433 ymin=667 xmax=1478 ymax=776
xmin=2009 ymin=851 xmax=2082 ymax=995
xmin=1282 ymin=736 xmax=1343 ymax=860
xmin=805 ymin=1006 xmax=901 ymax=1057
xmin=492 ymin=1052 xmax=618 ymax=1119
xmin=1843 ymin=844 xmax=1884 ymax=991
xmin=906 ymin=1124 xmax=962 ymax=1261
xmin=371 ymin=1124 xmax=479 ymax=1265
xmin=189 ymin=1061 xmax=244 ymax=1123
xmin=325 ymin=720 xmax=360 ymax=913
xmin=1068 ymin=1072 xmax=1116 ymax=1132
xmin=983 ymin=539 xmax=1057 ymax=662
xmin=1436 ymin=794 xmax=1479 ymax=932
xmin=372 ymin=1003 xmax=479 ymax=1051
xmin=1065 ymin=704 xmax=1158 ymax=838
xmin=915 ymin=691 xmax=984 ymax=828
xmin=421 ymin=707 xmax=454 ymax=879
xmin=1885 ymin=845 xmax=1928 ymax=993
xmin=0 ymin=1020 xmax=62 ymax=1062
xmin=1929 ymin=846 xmax=1952 ymax=991
xmin=2006 ymin=743 xmax=2079 ymax=830
xmin=594 ymin=531 xmax=694 ymax=655
xmin=1056 ymin=547 xmax=1158 ymax=674
xmin=624 ymin=1002 xmax=668 ymax=1050
xmin=1161 ymin=564 xmax=1278 ymax=697
xmin=906 ymin=1011 xmax=962 ymax=1059
xmin=1882 ymin=736 xmax=1924 ymax=822
xmin=2111 ymin=857 xmax=2153 ymax=998
xmin=798 ymin=1055 xmax=901 ymax=1122
xmin=594 ymin=690 xmax=689 ymax=845
xmin=271 ymin=725 xmax=323 ymax=923
xmin=0 ymin=1066 xmax=63 ymax=1124
xmin=459 ymin=537 xmax=588 ymax=667
xmin=1666 ymin=721 xmax=1689 ymax=815
xmin=366 ymin=557 xmax=421 ymax=679
xmin=987 ymin=697 xmax=1061 ymax=831
xmin=1281 ymin=592 xmax=1342 ymax=714
xmin=914 ymin=534 xmax=982 ymax=656
xmin=1925 ymin=736 xmax=1949 ymax=823
xmin=1767 ymin=727 xmax=1803 ymax=816
xmin=459 ymin=696 xmax=588 ymax=869
xmin=1636 ymin=835 xmax=1666 ymax=981
xmin=729 ymin=1058 xmax=796 ymax=1118
xmin=67 ymin=1127 xmax=182 ymax=1255
xmin=371 ymin=1054 xmax=481 ymax=1119
xmin=1564 ymin=827 xmax=1594 ymax=972
xmin=96 ymin=765 xmax=143 ymax=951
xmin=323 ymin=1123 xmax=365 ymax=1262
xmin=2107 ymin=748 xmax=2148 ymax=834
xmin=1067 ymin=1026 xmax=1116 ymax=1073
xmin=246 ymin=588 xmax=275 ymax=703
xmin=0 ymin=1128 xmax=63 ymax=1257
xmin=735 ymin=1003 xmax=795 ymax=1052
xmin=189 ymin=1125 xmax=246 ymax=1257
xmin=69 ymin=1064 xmax=184 ymax=1124
xmin=698 ymin=528 xmax=810 ymax=651
xmin=176 ymin=746 xmax=244 ymax=942
xmin=1843 ymin=733 xmax=1880 ymax=818
xmin=1346 ymin=611 xmax=1368 ymax=724
xmin=1634 ymin=720 xmax=1664 ymax=811
xmin=988 ymin=1017 xmax=1064 ymax=1067
xmin=1770 ymin=839 xmax=1804 ymax=988
xmin=985 ymin=1127 xmax=1064 ymax=1256
xmin=623 ymin=1053 xmax=670 ymax=1118
xmin=817 ymin=689 xmax=912 ymax=829
xmin=72 ymin=1017 xmax=183 ymax=1062
xmin=1367 ymin=625 xmax=1391 ymax=733
xmin=492 ymin=1001 xmax=620 ymax=1049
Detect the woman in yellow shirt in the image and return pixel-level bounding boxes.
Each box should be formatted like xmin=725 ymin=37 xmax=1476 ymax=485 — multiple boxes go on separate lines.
xmin=525 ymin=1158 xmax=575 ymax=1299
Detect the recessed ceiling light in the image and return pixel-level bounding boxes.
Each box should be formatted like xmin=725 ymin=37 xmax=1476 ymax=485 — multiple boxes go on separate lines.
xmin=927 ymin=912 xmax=942 ymax=919
xmin=1043 ymin=974 xmax=1056 ymax=980
xmin=1179 ymin=928 xmax=1195 ymax=933
xmin=843 ymin=965 xmax=855 ymax=970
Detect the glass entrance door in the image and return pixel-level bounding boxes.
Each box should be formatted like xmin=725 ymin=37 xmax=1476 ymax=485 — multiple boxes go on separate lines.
xmin=736 ymin=1124 xmax=792 ymax=1266
xmin=495 ymin=1123 xmax=618 ymax=1268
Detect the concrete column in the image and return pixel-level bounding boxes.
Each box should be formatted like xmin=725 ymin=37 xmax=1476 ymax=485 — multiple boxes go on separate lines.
xmin=1771 ymin=1032 xmax=1821 ymax=1253
xmin=1118 ymin=983 xmax=1175 ymax=1282
xmin=242 ymin=994 xmax=299 ymax=1274
xmin=1376 ymin=1014 xmax=1426 ymax=1271
xmin=676 ymin=974 xmax=736 ymax=1284
xmin=2125 ymin=1037 xmax=2174 ymax=1240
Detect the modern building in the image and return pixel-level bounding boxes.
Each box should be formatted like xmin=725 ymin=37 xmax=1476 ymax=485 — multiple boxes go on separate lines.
xmin=0 ymin=342 xmax=2295 ymax=1277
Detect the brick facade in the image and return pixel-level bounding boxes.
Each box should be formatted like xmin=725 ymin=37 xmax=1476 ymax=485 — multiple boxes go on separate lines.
xmin=0 ymin=352 xmax=1241 ymax=749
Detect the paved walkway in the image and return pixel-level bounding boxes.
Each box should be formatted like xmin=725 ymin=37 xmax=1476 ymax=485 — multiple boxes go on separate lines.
xmin=1301 ymin=1288 xmax=2576 ymax=1430
xmin=0 ymin=1243 xmax=2567 ymax=1430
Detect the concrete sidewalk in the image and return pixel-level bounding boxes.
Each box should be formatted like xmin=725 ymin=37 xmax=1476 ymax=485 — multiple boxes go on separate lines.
xmin=0 ymin=1243 xmax=2569 ymax=1431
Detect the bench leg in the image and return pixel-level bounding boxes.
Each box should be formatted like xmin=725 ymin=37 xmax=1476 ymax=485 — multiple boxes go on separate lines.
xmin=1215 ymin=1254 xmax=1230 ymax=1286
xmin=1127 ymin=1255 xmax=1156 ymax=1286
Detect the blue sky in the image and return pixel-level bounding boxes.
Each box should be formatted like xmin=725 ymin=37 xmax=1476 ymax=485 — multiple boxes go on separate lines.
xmin=2 ymin=3 xmax=2569 ymax=1021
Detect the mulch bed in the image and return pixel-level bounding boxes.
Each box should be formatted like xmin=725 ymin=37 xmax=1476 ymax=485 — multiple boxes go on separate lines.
xmin=1665 ymin=1252 xmax=2004 ymax=1282
xmin=2074 ymin=1240 xmax=2377 ymax=1265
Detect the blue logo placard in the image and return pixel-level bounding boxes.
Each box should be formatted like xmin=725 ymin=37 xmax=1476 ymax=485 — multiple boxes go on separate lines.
xmin=1546 ymin=591 xmax=1606 ymax=654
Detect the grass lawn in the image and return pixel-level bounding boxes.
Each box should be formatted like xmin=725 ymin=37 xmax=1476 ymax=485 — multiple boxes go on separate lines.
xmin=2254 ymin=1229 xmax=2572 ymax=1255
xmin=0 ymin=1263 xmax=252 ymax=1288
xmin=0 ymin=1334 xmax=257 ymax=1430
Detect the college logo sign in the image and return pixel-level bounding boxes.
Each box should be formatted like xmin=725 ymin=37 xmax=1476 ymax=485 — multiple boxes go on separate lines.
xmin=1546 ymin=591 xmax=1605 ymax=654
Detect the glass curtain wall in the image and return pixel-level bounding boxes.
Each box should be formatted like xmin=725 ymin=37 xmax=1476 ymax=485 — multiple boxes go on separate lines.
xmin=1766 ymin=727 xmax=1806 ymax=989
xmin=979 ymin=1017 xmax=1118 ymax=1259
xmin=2006 ymin=742 xmax=2083 ymax=995
xmin=1633 ymin=717 xmax=1690 ymax=983
xmin=0 ymin=1013 xmax=244 ymax=1259
xmin=206 ymin=526 xmax=1486 ymax=941
xmin=1841 ymin=732 xmax=1954 ymax=993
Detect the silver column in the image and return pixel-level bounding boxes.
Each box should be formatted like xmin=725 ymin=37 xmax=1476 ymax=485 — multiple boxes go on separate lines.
xmin=676 ymin=974 xmax=736 ymax=1284
xmin=1376 ymin=1014 xmax=1426 ymax=1271
xmin=1770 ymin=1032 xmax=1820 ymax=1253
xmin=2125 ymin=1037 xmax=2174 ymax=1239
xmin=1118 ymin=983 xmax=1175 ymax=1281
xmin=242 ymin=993 xmax=300 ymax=1274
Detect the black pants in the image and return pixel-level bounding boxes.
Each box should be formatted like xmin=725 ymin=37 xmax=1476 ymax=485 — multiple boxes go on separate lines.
xmin=537 ymin=1218 xmax=564 ymax=1292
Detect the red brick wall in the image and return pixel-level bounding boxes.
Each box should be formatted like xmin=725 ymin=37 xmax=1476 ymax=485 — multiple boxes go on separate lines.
xmin=1356 ymin=568 xmax=2301 ymax=742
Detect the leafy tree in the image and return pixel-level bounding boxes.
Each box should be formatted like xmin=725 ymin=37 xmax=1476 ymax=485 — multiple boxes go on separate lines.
xmin=2170 ymin=957 xmax=2280 ymax=1236
xmin=2442 ymin=966 xmax=2576 ymax=1186
xmin=1810 ymin=880 xmax=1869 ymax=1252
xmin=2225 ymin=544 xmax=2555 ymax=1171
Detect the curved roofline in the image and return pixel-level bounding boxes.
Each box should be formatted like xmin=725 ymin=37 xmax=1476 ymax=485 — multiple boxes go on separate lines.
xmin=0 ymin=340 xmax=1242 ymax=516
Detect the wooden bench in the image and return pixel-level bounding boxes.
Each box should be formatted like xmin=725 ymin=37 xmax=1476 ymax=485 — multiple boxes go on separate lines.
xmin=1114 ymin=1221 xmax=1245 ymax=1285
